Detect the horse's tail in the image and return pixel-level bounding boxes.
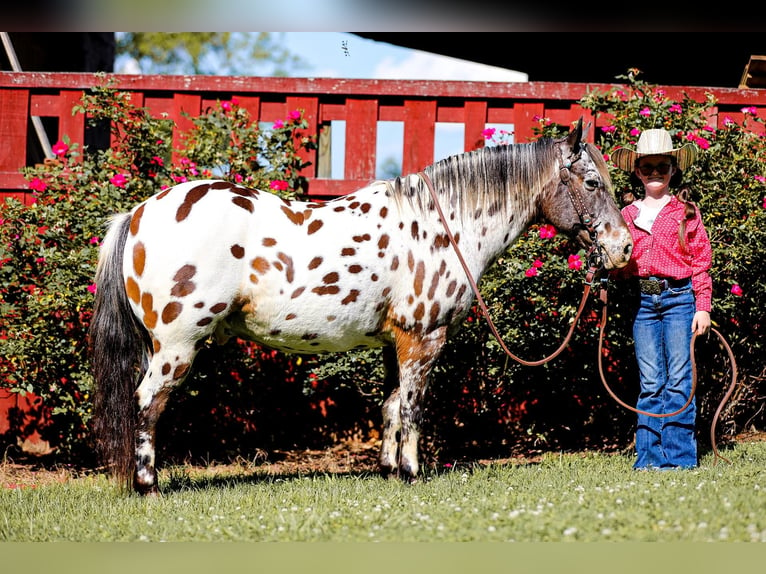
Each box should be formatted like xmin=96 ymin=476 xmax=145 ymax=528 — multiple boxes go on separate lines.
xmin=88 ymin=212 xmax=150 ymax=489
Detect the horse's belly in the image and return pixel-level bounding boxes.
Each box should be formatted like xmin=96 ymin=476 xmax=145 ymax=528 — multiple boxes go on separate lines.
xmin=225 ymin=300 xmax=387 ymax=354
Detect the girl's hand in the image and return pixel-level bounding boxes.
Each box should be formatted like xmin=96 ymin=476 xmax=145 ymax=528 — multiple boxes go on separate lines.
xmin=692 ymin=310 xmax=711 ymax=335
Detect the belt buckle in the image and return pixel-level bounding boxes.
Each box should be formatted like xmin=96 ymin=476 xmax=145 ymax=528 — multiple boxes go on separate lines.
xmin=640 ymin=279 xmax=663 ymax=295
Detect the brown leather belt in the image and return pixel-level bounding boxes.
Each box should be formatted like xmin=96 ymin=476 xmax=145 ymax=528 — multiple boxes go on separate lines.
xmin=639 ymin=277 xmax=691 ymax=295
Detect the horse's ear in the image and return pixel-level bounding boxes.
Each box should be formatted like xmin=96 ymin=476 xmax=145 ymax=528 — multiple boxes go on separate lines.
xmin=566 ymin=117 xmax=584 ymax=150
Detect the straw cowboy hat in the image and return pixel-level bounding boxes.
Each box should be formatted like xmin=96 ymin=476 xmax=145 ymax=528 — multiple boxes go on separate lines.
xmin=611 ymin=128 xmax=698 ymax=172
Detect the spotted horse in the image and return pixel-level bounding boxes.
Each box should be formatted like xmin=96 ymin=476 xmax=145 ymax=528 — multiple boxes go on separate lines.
xmin=89 ymin=119 xmax=632 ymax=495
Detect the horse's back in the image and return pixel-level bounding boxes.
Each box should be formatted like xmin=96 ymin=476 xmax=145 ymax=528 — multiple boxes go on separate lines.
xmin=122 ymin=179 xmax=403 ymax=353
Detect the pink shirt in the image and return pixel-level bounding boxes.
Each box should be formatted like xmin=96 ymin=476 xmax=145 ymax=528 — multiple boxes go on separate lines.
xmin=614 ymin=196 xmax=713 ymax=312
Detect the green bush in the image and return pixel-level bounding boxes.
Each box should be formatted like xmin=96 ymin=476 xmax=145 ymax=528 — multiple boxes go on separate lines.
xmin=1 ymin=70 xmax=763 ymax=466
xmin=307 ymin=70 xmax=766 ymax=462
xmin=0 ymin=77 xmax=314 ymax=460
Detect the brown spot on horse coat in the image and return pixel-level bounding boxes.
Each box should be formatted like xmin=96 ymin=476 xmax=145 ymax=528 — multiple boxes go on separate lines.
xmin=209 ymin=302 xmax=227 ymax=314
xmin=230 ymin=244 xmax=245 ymax=259
xmin=232 ymin=196 xmax=254 ymax=212
xmin=341 ymin=247 xmax=356 ymax=257
xmin=251 ymin=257 xmax=270 ymax=274
xmin=277 ymin=252 xmax=295 ymax=283
xmin=171 ymin=265 xmax=196 ymax=297
xmin=176 ymin=184 xmax=210 ymax=222
xmin=141 ymin=292 xmax=157 ymax=329
xmin=308 ymin=256 xmax=323 ymax=270
xmin=307 ymin=219 xmax=324 ymax=235
xmin=126 ymin=276 xmax=140 ymax=304
xmin=133 ymin=242 xmax=146 ymax=277
xmin=263 ymin=238 xmax=277 ymax=247
xmin=413 ymin=261 xmax=425 ymax=296
xmin=130 ymin=204 xmax=145 ymax=236
xmin=173 ymin=363 xmax=190 ymax=380
xmin=161 ymin=302 xmax=183 ymax=324
xmin=281 ymin=205 xmax=305 ymax=225
xmin=342 ymin=289 xmax=360 ymax=305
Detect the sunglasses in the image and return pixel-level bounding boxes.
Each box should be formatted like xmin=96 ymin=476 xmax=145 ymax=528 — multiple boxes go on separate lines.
xmin=637 ymin=162 xmax=673 ymax=176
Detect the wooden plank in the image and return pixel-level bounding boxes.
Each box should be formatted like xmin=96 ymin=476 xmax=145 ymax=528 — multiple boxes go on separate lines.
xmin=0 ymin=89 xmax=29 ymax=179
xmin=287 ymin=96 xmax=319 ymax=180
xmin=170 ymin=93 xmax=201 ymax=166
xmin=402 ymin=100 xmax=436 ymax=174
xmin=344 ymin=98 xmax=378 ymax=179
xmin=463 ymin=100 xmax=488 ymax=152
xmin=59 ymin=90 xmax=86 ymax=156
xmin=513 ymin=102 xmax=545 ymax=144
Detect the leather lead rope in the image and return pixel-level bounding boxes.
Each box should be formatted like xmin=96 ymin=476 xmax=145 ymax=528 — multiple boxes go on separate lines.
xmin=419 ymin=170 xmax=596 ymax=366
xmin=420 ymin=170 xmax=741 ymax=465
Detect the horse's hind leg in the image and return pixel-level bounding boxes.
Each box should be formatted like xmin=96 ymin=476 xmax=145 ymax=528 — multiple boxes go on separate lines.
xmin=133 ymin=343 xmax=198 ymax=495
xmin=379 ymin=346 xmax=401 ymax=478
xmin=390 ymin=325 xmax=447 ymax=483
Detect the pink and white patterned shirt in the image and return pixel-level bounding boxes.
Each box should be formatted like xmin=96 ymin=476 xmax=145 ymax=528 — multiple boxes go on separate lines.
xmin=613 ymin=195 xmax=713 ymax=312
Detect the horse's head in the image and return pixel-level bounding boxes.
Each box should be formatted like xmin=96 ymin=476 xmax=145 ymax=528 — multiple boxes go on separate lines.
xmin=542 ymin=119 xmax=632 ymax=271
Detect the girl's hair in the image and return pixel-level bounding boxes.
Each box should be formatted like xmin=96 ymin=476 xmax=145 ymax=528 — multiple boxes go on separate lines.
xmin=621 ymin=158 xmax=698 ymax=250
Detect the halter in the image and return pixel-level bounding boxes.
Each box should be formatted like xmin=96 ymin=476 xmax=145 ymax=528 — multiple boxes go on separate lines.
xmin=557 ymin=144 xmax=604 ymax=271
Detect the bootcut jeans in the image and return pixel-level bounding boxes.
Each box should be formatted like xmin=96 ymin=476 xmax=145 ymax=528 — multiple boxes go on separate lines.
xmin=632 ymin=280 xmax=697 ymax=469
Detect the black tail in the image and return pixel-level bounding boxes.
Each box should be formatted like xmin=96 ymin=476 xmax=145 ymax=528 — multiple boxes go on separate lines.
xmin=88 ymin=212 xmax=150 ymax=488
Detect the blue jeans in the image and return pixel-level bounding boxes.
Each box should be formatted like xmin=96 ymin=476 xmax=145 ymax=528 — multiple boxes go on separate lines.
xmin=632 ymin=280 xmax=697 ymax=469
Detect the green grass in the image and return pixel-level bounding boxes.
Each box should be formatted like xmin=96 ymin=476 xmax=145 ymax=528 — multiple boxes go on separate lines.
xmin=2 ymin=442 xmax=765 ymax=542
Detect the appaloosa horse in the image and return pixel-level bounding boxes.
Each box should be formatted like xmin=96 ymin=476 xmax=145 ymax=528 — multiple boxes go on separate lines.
xmin=89 ymin=119 xmax=632 ymax=494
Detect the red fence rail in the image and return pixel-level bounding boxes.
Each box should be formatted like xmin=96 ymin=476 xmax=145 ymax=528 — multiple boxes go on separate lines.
xmin=2 ymin=72 xmax=766 ymax=205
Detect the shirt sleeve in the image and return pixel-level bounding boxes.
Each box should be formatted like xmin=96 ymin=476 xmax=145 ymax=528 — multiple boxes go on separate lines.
xmin=687 ymin=206 xmax=713 ymax=313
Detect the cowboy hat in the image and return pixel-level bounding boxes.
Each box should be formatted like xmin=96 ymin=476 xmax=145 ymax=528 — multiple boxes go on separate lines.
xmin=611 ymin=128 xmax=698 ymax=172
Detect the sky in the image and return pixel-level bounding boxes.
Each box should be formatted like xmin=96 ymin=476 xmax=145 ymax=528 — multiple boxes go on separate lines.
xmin=116 ymin=32 xmax=527 ymax=179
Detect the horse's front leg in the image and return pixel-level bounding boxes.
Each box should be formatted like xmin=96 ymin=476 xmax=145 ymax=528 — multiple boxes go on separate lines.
xmin=392 ymin=325 xmax=447 ymax=483
xmin=133 ymin=349 xmax=195 ymax=495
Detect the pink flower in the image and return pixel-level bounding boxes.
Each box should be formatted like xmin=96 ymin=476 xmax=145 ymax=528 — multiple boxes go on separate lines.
xmin=36 ymin=257 xmax=45 ymax=264
xmin=269 ymin=180 xmax=289 ymax=191
xmin=762 ymin=197 xmax=766 ymax=209
xmin=754 ymin=175 xmax=766 ymax=184
xmin=741 ymin=106 xmax=757 ymax=115
xmin=52 ymin=140 xmax=69 ymax=156
xmin=693 ymin=136 xmax=710 ymax=150
xmin=221 ymin=100 xmax=232 ymax=111
xmin=703 ymin=125 xmax=715 ymax=132
xmin=110 ymin=173 xmax=128 ymax=188
xmin=630 ymin=127 xmax=641 ymax=136
xmin=273 ymin=119 xmax=284 ymax=129
xmin=600 ymin=125 xmax=616 ymax=133
xmin=639 ymin=107 xmax=652 ymax=117
xmin=150 ymin=155 xmax=164 ymax=166
xmin=567 ymin=254 xmax=582 ymax=270
xmin=231 ymin=96 xmax=240 ymax=106
xmin=29 ymin=177 xmax=46 ymax=192
xmin=731 ymin=284 xmax=743 ymax=296
xmin=538 ymin=224 xmax=557 ymax=239
xmin=482 ymin=127 xmax=496 ymax=139
xmin=87 ymin=283 xmax=98 ymax=294
xmin=532 ymin=259 xmax=543 ymax=268
xmin=89 ymin=236 xmax=100 ymax=245
xmin=669 ymin=104 xmax=682 ymax=113
xmin=723 ymin=116 xmax=734 ymax=126
xmin=525 ymin=267 xmax=538 ymax=278
xmin=288 ymin=110 xmax=302 ymax=121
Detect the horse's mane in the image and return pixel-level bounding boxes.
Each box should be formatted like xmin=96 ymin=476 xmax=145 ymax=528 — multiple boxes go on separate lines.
xmin=584 ymin=142 xmax=614 ymax=195
xmin=382 ymin=138 xmax=560 ymax=225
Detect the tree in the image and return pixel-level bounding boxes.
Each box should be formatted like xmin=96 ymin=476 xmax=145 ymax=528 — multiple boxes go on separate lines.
xmin=116 ymin=32 xmax=309 ymax=76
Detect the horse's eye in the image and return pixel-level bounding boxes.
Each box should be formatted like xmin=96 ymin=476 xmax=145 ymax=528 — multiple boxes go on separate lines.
xmin=583 ymin=178 xmax=599 ymax=191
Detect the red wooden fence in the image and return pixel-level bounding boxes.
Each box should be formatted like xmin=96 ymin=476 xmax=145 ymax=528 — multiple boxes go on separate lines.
xmin=1 ymin=72 xmax=765 ymax=452
xmin=3 ymin=71 xmax=766 ymax=206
